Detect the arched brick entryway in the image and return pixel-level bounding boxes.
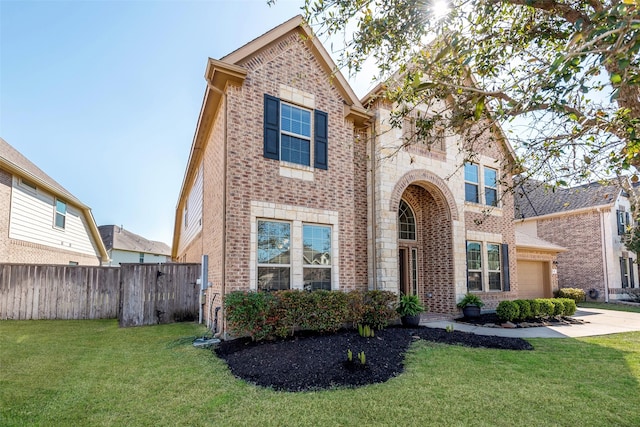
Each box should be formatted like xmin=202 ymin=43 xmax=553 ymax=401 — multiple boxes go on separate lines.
xmin=391 ymin=171 xmax=457 ymax=313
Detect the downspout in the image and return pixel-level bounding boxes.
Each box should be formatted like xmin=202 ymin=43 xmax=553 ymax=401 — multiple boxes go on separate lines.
xmin=370 ymin=115 xmax=378 ymax=290
xmin=208 ymin=83 xmax=228 ymax=337
xmin=598 ymin=207 xmax=610 ymax=302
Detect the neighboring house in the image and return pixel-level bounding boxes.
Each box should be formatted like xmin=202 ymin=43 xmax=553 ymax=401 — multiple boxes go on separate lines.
xmin=0 ymin=138 xmax=108 ymax=265
xmin=172 ymin=16 xmax=531 ymax=334
xmin=99 ymin=225 xmax=171 ymax=265
xmin=515 ymin=180 xmax=637 ymax=301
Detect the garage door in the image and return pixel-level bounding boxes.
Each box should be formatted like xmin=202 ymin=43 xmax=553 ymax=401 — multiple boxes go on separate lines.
xmin=517 ymin=261 xmax=548 ymax=299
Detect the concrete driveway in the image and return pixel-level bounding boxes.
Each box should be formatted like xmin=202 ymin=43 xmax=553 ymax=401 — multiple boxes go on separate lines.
xmin=423 ymin=307 xmax=640 ymax=338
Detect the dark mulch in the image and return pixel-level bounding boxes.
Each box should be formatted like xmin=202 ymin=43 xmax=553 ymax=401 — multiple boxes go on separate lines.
xmin=214 ymin=325 xmax=533 ymax=392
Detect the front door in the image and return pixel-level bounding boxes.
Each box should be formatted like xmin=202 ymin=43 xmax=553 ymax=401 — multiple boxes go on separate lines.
xmin=398 ymin=247 xmax=418 ymax=296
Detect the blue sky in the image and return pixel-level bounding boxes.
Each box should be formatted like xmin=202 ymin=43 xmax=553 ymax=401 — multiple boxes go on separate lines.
xmin=1 ymin=0 xmax=374 ymax=247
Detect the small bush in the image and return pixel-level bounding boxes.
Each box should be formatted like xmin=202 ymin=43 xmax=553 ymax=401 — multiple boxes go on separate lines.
xmin=224 ymin=291 xmax=277 ymax=341
xmin=557 ymin=288 xmax=586 ymax=303
xmin=529 ymin=299 xmax=541 ymax=318
xmin=496 ymin=300 xmax=520 ymax=322
xmin=559 ymin=298 xmax=577 ymax=316
xmin=513 ymin=300 xmax=532 ymax=321
xmin=550 ymin=299 xmax=565 ymax=316
xmin=535 ymin=298 xmax=555 ymax=317
xmin=360 ymin=290 xmax=398 ymax=330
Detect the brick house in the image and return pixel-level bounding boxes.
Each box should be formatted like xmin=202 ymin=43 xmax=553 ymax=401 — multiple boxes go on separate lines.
xmin=172 ymin=16 xmax=530 ymax=333
xmin=0 ymin=138 xmax=108 ymax=265
xmin=515 ymin=180 xmax=638 ymax=301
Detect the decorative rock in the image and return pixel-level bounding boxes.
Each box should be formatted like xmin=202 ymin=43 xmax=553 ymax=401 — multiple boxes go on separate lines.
xmin=501 ymin=322 xmax=517 ymax=328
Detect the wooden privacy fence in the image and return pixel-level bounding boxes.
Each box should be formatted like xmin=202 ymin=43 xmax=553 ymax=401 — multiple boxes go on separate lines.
xmin=119 ymin=263 xmax=201 ymax=327
xmin=0 ymin=263 xmax=201 ymax=327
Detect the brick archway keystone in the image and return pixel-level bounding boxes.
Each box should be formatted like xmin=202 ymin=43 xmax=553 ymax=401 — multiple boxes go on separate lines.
xmin=389 ymin=170 xmax=459 ymax=220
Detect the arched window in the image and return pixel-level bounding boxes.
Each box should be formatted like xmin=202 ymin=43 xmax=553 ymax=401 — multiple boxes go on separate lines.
xmin=398 ymin=200 xmax=416 ymax=240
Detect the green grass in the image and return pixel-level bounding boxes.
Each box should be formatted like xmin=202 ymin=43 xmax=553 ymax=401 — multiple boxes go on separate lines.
xmin=579 ymin=301 xmax=640 ymax=313
xmin=1 ymin=320 xmax=639 ymax=426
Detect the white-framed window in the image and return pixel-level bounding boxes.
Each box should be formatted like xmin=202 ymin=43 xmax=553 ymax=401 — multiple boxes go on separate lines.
xmin=398 ymin=200 xmax=416 ymax=241
xmin=467 ymin=241 xmax=505 ymax=292
xmin=464 ymin=163 xmax=479 ymax=203
xmin=484 ymin=168 xmax=498 ymax=207
xmin=281 ymin=103 xmax=312 ymax=167
xmin=264 ymin=93 xmax=328 ymax=171
xmin=139 ymin=253 xmax=145 ymax=264
xmin=465 ymin=162 xmax=500 ymax=206
xmin=257 ymin=220 xmax=291 ymax=291
xmin=54 ymin=199 xmax=66 ymax=229
xmin=302 ymin=224 xmax=332 ymax=291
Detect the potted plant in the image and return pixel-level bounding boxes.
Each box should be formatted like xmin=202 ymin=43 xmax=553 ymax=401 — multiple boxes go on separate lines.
xmin=397 ymin=294 xmax=425 ymax=327
xmin=456 ymin=293 xmax=484 ymax=318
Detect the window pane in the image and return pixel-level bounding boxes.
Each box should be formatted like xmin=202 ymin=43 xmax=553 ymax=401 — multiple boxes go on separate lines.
xmin=303 ymin=268 xmax=331 ymax=291
xmin=484 ymin=168 xmax=497 ymax=188
xmin=281 ymin=135 xmax=310 ymax=166
xmin=487 ymin=244 xmax=501 ymax=271
xmin=55 ymin=213 xmax=65 ymax=229
xmin=489 ymin=272 xmax=502 ymax=290
xmin=468 ymin=272 xmax=482 ymax=291
xmin=485 ymin=188 xmax=497 ymax=207
xmin=467 ymin=242 xmax=482 ymax=270
xmin=257 ymin=221 xmax=290 ymax=264
xmin=56 ymin=200 xmax=66 ymax=214
xmin=303 ymin=225 xmax=331 ymax=265
xmin=281 ymin=103 xmax=311 ymax=137
xmin=465 ymin=183 xmax=479 ymax=203
xmin=398 ymin=200 xmax=416 ymax=240
xmin=464 ymin=163 xmax=478 ymax=183
xmin=258 ymin=267 xmax=290 ymax=291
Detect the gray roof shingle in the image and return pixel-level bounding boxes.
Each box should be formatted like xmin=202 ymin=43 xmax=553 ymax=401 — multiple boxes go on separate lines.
xmin=515 ymin=180 xmax=620 ymax=219
xmin=0 ymin=137 xmax=81 ymax=205
xmin=99 ymin=225 xmax=171 ymax=256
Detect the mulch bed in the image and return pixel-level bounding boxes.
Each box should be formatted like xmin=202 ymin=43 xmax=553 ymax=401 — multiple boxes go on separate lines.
xmin=214 ymin=324 xmax=533 ymax=392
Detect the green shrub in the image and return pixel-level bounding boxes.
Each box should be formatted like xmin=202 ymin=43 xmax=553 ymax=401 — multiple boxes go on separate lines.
xmin=360 ymin=290 xmax=398 ymax=330
xmin=529 ymin=299 xmax=541 ymax=318
xmin=513 ymin=300 xmax=532 ymax=321
xmin=224 ymin=291 xmax=277 ymax=341
xmin=559 ymin=298 xmax=577 ymax=316
xmin=550 ymin=299 xmax=565 ymax=316
xmin=496 ymin=300 xmax=520 ymax=322
xmin=224 ymin=289 xmax=398 ymax=341
xmin=535 ymin=298 xmax=555 ymax=317
xmin=303 ymin=290 xmax=350 ymax=333
xmin=557 ymin=288 xmax=586 ymax=303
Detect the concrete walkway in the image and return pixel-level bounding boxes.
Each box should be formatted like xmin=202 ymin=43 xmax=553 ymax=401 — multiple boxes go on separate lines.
xmin=422 ymin=308 xmax=640 ymax=338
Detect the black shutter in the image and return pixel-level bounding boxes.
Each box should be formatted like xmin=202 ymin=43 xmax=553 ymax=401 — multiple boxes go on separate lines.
xmin=626 ymin=212 xmax=631 ymax=233
xmin=620 ymin=257 xmax=629 ymax=288
xmin=264 ymin=94 xmax=280 ymax=160
xmin=630 ymin=258 xmax=635 ymax=288
xmin=501 ymin=243 xmax=510 ymax=291
xmin=617 ymin=210 xmax=625 ymax=235
xmin=314 ymin=109 xmax=328 ymax=170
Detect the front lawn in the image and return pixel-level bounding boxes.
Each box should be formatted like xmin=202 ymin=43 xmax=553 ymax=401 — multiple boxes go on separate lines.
xmin=1 ymin=319 xmax=639 ymax=426
xmin=579 ymin=301 xmax=640 ymax=313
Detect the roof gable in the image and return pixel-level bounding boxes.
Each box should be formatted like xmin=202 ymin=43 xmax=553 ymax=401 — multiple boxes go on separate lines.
xmin=0 ymin=138 xmax=109 ymax=262
xmin=221 ymin=15 xmax=366 ymax=118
